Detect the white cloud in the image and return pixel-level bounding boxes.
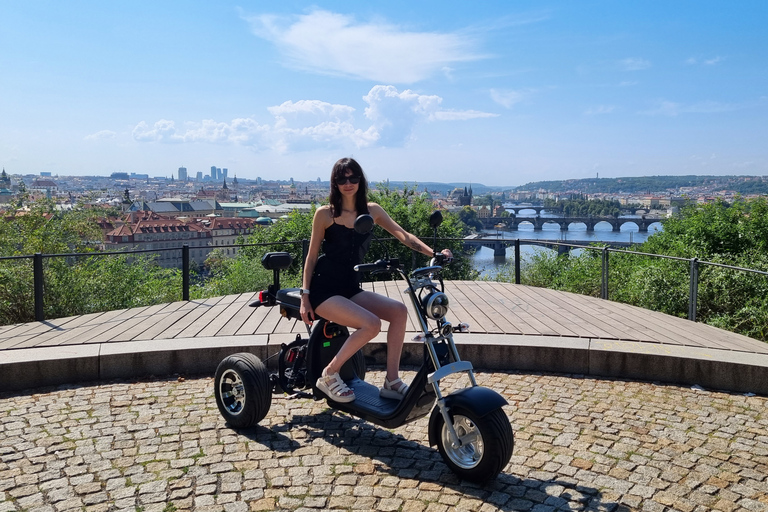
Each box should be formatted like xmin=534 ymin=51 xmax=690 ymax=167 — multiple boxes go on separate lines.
xmin=133 ymin=86 xmax=496 ymax=151
xmin=432 ymin=110 xmax=498 ymax=121
xmin=619 ymin=58 xmax=651 ymax=71
xmin=687 ymin=56 xmax=724 ymax=66
xmin=490 ymin=89 xmax=527 ymax=109
xmin=640 ymin=99 xmax=753 ymax=117
xmin=584 ymin=105 xmax=616 ymax=115
xmin=268 ymin=100 xmax=377 ymax=151
xmin=244 ymin=10 xmax=483 ymax=83
xmin=132 ymin=119 xmax=269 ymax=145
xmin=132 ymin=120 xmax=183 ymax=143
xmin=84 ymin=130 xmax=116 ymax=141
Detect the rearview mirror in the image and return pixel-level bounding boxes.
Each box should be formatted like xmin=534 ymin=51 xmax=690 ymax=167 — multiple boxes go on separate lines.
xmin=354 ymin=214 xmax=375 ymax=234
xmin=429 ymin=211 xmax=443 ymax=229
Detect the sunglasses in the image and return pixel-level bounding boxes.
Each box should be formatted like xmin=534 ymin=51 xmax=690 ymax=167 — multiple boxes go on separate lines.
xmin=336 ymin=176 xmax=361 ymax=185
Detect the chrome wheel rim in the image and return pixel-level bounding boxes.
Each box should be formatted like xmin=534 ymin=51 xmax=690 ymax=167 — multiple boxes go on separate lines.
xmin=219 ymin=369 xmax=246 ymax=415
xmin=441 ymin=414 xmax=484 ymax=470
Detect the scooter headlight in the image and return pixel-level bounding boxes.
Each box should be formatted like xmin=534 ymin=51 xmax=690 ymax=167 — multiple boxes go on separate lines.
xmin=424 ymin=291 xmax=449 ymax=320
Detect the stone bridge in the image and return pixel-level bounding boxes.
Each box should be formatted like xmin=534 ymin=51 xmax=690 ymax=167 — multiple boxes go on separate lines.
xmin=464 ymin=236 xmax=633 ymax=257
xmin=481 ymin=215 xmax=664 ymax=232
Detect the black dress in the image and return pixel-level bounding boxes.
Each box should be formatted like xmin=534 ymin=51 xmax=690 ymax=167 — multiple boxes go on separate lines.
xmin=308 ymin=219 xmax=372 ymax=310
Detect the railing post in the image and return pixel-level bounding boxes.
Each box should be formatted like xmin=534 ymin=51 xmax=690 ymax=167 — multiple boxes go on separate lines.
xmin=689 ymin=257 xmax=698 ymax=321
xmin=182 ymin=244 xmax=190 ymax=301
xmin=514 ymin=239 xmax=521 ymax=284
xmin=601 ymin=247 xmax=609 ymax=300
xmin=301 ymin=239 xmax=309 ymax=269
xmin=34 ymin=253 xmax=45 ymax=321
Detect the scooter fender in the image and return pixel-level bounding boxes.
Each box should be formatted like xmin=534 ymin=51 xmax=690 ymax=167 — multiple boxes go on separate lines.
xmin=428 ymin=386 xmax=508 ymax=447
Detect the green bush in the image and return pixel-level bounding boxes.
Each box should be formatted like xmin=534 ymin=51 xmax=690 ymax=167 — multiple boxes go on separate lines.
xmin=498 ymin=198 xmax=768 ymax=341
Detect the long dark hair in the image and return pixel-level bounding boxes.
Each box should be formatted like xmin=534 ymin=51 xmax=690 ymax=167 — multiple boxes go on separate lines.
xmin=329 ymin=157 xmax=369 ymax=217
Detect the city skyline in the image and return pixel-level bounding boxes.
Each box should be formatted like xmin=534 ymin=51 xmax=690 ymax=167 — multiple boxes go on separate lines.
xmin=2 ymin=1 xmax=767 ymax=186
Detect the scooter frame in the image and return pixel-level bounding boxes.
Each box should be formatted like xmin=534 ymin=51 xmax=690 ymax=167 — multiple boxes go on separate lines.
xmin=214 ymin=213 xmax=514 ymax=482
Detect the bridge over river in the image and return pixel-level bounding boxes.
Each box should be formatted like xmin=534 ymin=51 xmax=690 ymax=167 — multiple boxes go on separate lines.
xmin=480 ymin=214 xmax=664 ymax=232
xmin=464 ymin=235 xmax=634 ymax=257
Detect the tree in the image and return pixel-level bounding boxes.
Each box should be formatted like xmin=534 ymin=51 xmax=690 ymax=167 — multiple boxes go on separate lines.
xmin=0 ymin=204 xmax=180 ymax=325
xmin=457 ymin=206 xmax=483 ymax=233
xmin=367 ymin=184 xmax=475 ymax=280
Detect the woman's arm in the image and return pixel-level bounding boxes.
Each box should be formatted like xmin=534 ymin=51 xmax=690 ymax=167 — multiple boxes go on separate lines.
xmin=368 ymin=203 xmax=451 ymax=258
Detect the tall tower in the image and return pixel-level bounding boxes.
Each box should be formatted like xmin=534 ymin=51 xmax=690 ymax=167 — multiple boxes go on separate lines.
xmin=178 ymin=166 xmax=188 ymax=181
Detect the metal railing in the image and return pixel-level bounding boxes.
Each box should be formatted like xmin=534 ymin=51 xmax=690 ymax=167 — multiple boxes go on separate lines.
xmin=1 ymin=241 xmax=305 ymax=322
xmin=3 ymin=237 xmax=767 ymax=323
xmin=498 ymin=238 xmax=768 ymax=322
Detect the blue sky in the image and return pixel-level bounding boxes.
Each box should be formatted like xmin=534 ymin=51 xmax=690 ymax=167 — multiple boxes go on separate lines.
xmin=1 ymin=1 xmax=766 ymax=187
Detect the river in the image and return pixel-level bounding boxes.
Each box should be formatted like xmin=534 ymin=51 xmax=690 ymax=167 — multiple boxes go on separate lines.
xmin=471 ymin=207 xmax=664 ymax=277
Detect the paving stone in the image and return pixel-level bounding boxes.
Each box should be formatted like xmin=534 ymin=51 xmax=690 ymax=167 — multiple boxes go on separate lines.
xmin=0 ymin=372 xmax=766 ymax=512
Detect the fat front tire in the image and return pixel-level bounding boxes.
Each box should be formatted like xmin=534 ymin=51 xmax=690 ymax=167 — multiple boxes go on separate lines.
xmin=434 ymin=406 xmax=513 ymax=483
xmin=214 ymin=353 xmax=271 ymax=428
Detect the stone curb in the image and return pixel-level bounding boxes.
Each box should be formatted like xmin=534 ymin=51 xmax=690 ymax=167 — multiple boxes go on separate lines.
xmin=1 ymin=333 xmax=766 ymax=395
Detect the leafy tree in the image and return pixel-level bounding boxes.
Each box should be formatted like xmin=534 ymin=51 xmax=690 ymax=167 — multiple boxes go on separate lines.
xmin=367 ymin=184 xmax=475 ymax=280
xmin=0 ymin=204 xmax=180 ymax=324
xmin=192 ymin=248 xmax=274 ymax=297
xmin=457 ymin=206 xmax=483 ymax=233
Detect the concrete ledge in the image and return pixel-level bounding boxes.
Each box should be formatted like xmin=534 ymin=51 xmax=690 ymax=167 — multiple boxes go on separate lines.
xmin=1 ymin=333 xmax=767 ymax=396
xmin=0 ymin=345 xmax=101 ymax=392
xmin=589 ymin=339 xmax=768 ymax=395
xmin=99 ymin=336 xmax=270 ymax=381
xmin=456 ymin=334 xmax=591 ymax=374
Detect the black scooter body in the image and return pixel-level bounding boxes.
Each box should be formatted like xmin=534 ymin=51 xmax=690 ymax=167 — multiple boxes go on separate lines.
xmin=280 ymin=287 xmax=440 ymax=428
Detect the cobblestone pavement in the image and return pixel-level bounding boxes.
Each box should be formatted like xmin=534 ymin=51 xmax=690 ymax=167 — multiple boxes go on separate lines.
xmin=1 ymin=370 xmax=766 ymax=512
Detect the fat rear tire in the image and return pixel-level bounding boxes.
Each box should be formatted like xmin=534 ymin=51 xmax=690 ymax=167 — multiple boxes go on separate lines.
xmin=432 ymin=406 xmax=513 ymax=483
xmin=214 ymin=353 xmax=271 ymax=428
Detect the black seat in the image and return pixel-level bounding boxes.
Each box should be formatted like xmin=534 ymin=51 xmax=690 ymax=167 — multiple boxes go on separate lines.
xmin=276 ymin=288 xmax=302 ymax=309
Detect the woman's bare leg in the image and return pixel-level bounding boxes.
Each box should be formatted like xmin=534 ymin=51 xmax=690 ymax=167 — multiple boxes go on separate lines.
xmin=314 ymin=296 xmax=381 ymax=375
xmin=351 ymin=291 xmax=408 ymax=383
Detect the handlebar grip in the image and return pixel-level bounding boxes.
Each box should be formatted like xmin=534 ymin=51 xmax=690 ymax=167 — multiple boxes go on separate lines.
xmin=354 ymin=262 xmax=382 ymax=272
xmin=430 ymin=253 xmax=452 ymax=266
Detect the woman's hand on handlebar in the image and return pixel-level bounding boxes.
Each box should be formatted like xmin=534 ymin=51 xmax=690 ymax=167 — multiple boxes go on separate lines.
xmin=434 ymin=248 xmax=453 ymax=264
xmin=300 ymin=296 xmax=315 ymax=325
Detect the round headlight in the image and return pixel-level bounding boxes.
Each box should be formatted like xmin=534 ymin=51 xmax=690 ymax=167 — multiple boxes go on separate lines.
xmin=424 ymin=291 xmax=449 ymax=320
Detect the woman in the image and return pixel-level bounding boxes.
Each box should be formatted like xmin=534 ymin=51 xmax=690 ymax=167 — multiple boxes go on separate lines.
xmin=300 ymin=157 xmax=453 ymax=403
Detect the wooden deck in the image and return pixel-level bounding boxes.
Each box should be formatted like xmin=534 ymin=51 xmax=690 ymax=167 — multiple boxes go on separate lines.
xmin=1 ymin=281 xmax=766 ymax=355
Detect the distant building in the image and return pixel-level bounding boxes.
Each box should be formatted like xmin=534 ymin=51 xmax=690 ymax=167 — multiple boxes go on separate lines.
xmin=451 ymin=186 xmax=473 ymax=206
xmin=199 ymin=217 xmax=258 ymax=257
xmin=104 ymin=211 xmax=212 ymax=268
xmin=0 ymin=169 xmax=12 ymax=204
xmin=178 ymin=166 xmax=188 ymax=181
xmin=30 ymin=179 xmax=58 ymax=194
xmin=127 ymin=198 xmax=219 ymax=218
xmin=0 ymin=169 xmax=11 ymax=189
xmin=111 ymin=172 xmax=130 ymax=180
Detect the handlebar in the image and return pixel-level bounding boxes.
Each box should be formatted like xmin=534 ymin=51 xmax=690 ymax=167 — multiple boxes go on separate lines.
xmin=354 ymin=258 xmax=401 ymax=273
xmin=431 ymin=253 xmax=452 ymax=266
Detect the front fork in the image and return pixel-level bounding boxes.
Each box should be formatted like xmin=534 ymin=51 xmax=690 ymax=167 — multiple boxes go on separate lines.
xmin=424 ymin=332 xmax=477 ymax=449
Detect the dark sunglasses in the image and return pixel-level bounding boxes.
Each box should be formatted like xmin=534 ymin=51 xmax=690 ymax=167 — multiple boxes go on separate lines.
xmin=336 ymin=176 xmax=361 ymax=185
